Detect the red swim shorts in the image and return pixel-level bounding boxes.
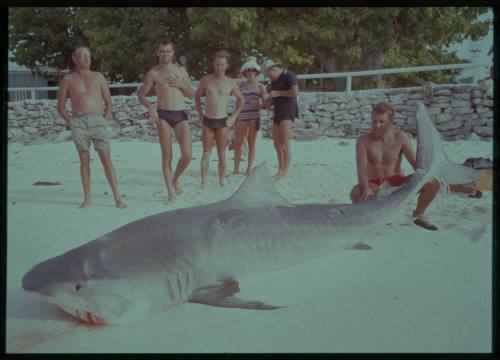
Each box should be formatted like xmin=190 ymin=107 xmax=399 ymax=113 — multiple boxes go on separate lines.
xmin=369 ymin=174 xmax=408 ymax=187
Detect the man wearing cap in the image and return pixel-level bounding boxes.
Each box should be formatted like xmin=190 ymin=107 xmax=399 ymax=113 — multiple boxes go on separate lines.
xmin=58 ymin=44 xmax=127 ymax=209
xmin=138 ymin=37 xmax=194 ymax=204
xmin=233 ymin=56 xmax=268 ymax=176
xmin=261 ymin=59 xmax=299 ymax=180
xmin=195 ymin=50 xmax=244 ymax=188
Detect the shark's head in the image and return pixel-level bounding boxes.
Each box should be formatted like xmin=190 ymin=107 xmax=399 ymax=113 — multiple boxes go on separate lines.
xmin=21 ymin=244 xmax=143 ymax=325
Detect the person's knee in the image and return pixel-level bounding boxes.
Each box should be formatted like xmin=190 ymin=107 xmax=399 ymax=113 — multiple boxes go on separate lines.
xmin=217 ymin=151 xmax=226 ymax=162
xmin=233 ymin=138 xmax=243 ymax=149
xmin=424 ymin=179 xmax=441 ymax=193
xmin=98 ymin=152 xmax=114 ymax=170
xmin=79 ymin=151 xmax=91 ymax=165
xmin=161 ymin=153 xmax=173 ymax=165
xmin=181 ymin=151 xmax=192 ymax=162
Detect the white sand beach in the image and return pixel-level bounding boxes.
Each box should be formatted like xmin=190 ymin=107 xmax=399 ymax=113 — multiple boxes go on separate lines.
xmin=6 ymin=136 xmax=492 ymax=353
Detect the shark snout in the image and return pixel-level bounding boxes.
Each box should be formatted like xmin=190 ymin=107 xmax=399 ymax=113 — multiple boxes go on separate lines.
xmin=21 ymin=267 xmax=50 ymax=294
xmin=21 ymin=252 xmax=84 ymax=295
xmin=22 ymin=268 xmax=39 ymax=292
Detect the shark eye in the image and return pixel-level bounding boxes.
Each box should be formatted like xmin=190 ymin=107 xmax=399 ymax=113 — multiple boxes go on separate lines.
xmin=74 ymin=283 xmax=82 ymax=292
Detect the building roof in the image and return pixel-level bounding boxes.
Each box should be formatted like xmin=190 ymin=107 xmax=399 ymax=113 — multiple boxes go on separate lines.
xmin=8 ymin=61 xmax=31 ymax=72
xmin=9 ymin=51 xmax=67 ymax=73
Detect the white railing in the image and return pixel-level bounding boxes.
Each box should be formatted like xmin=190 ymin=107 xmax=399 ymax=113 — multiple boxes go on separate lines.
xmin=298 ymin=62 xmax=491 ymax=93
xmin=7 ymin=62 xmax=491 ymax=102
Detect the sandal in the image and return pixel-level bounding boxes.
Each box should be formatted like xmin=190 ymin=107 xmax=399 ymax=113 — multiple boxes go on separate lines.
xmin=413 ymin=215 xmax=438 ymax=231
xmin=468 ymin=189 xmax=483 ymax=199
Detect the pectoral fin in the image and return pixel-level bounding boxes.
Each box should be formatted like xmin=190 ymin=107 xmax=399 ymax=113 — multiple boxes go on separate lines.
xmin=187 ymin=279 xmax=285 ymax=310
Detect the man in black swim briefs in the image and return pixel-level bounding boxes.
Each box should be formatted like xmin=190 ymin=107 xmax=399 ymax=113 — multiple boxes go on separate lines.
xmin=157 ymin=108 xmax=189 ymax=128
xmin=139 ymin=37 xmax=194 ymax=204
xmin=195 ymin=50 xmax=244 ymax=188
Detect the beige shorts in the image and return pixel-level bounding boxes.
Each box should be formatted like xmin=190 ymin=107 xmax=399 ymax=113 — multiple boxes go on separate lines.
xmin=71 ymin=113 xmax=110 ymax=152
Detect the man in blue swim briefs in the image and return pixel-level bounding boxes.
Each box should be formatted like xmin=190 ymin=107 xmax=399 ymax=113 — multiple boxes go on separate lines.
xmin=139 ymin=37 xmax=194 ymax=204
xmin=195 ymin=50 xmax=244 ymax=188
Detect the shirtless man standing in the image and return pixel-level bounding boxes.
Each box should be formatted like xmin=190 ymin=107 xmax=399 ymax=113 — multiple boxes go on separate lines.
xmin=350 ymin=101 xmax=440 ymax=230
xmin=58 ymin=45 xmax=126 ymax=209
xmin=139 ymin=38 xmax=194 ymax=204
xmin=195 ymin=50 xmax=244 ymax=188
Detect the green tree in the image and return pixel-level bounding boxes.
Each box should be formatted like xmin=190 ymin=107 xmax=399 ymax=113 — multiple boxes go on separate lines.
xmin=253 ymin=7 xmax=491 ymax=90
xmin=76 ymin=7 xmax=190 ymax=83
xmin=9 ymin=7 xmax=191 ymax=87
xmin=9 ymin=7 xmax=491 ymax=90
xmin=9 ymin=7 xmax=85 ymax=78
xmin=186 ymin=7 xmax=260 ymax=78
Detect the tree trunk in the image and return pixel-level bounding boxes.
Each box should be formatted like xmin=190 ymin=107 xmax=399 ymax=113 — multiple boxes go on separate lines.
xmin=353 ymin=47 xmax=385 ymax=88
xmin=312 ymin=48 xmax=346 ymax=91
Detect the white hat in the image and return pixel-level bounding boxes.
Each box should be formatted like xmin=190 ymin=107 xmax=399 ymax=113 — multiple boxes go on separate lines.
xmin=260 ymin=58 xmax=281 ymax=74
xmin=240 ymin=56 xmax=261 ymax=75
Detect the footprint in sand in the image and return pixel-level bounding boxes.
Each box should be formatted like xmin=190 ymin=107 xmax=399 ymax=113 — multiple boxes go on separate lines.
xmin=462 ymin=222 xmax=488 ymax=243
xmin=473 ymin=206 xmax=488 ymax=214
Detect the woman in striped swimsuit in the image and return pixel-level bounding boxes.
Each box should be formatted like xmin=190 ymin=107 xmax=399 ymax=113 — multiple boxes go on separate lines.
xmin=233 ymin=56 xmax=267 ymax=176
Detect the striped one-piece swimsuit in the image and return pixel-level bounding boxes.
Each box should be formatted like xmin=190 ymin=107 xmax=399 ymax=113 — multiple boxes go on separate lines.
xmin=237 ymin=85 xmax=262 ymax=122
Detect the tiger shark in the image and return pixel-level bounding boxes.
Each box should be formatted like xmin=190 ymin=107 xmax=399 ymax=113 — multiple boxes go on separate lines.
xmin=21 ymin=102 xmax=481 ymax=325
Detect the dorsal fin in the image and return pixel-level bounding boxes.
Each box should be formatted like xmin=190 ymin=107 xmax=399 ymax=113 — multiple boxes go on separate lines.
xmin=223 ymin=163 xmax=293 ymax=208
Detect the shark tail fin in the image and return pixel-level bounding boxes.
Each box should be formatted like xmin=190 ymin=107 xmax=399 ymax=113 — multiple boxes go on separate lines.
xmin=415 ymin=102 xmax=484 ymax=185
xmin=433 ymin=156 xmax=484 ymax=185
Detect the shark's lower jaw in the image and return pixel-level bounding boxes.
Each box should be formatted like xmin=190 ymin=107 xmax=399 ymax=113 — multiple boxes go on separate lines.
xmin=59 ymin=306 xmax=108 ymax=325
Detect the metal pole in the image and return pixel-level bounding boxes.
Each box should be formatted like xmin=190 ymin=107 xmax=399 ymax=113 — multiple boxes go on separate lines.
xmin=346 ymin=74 xmax=352 ymax=95
xmin=472 ymin=68 xmax=479 ymax=83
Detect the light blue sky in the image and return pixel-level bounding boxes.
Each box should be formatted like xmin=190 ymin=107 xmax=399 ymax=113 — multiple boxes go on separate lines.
xmin=446 ymin=8 xmax=493 ymax=64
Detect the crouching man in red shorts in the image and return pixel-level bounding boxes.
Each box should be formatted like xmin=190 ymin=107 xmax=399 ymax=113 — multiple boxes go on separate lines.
xmin=349 ymin=101 xmax=440 ymax=231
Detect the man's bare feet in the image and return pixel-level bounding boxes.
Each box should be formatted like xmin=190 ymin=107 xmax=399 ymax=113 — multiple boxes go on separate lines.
xmin=173 ymin=179 xmax=183 ymax=195
xmin=167 ymin=193 xmax=175 ymax=204
xmin=78 ymin=200 xmax=91 ymax=209
xmin=115 ymin=199 xmax=127 ymax=209
xmin=274 ymin=172 xmax=287 ymax=181
xmin=232 ymin=170 xmax=240 ymax=175
xmin=219 ymin=178 xmax=225 ymax=187
xmin=272 ymin=171 xmax=284 ymax=181
xmin=244 ymin=169 xmax=252 ymax=176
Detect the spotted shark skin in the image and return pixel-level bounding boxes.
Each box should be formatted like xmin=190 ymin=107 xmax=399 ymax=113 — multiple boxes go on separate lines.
xmin=21 ymin=102 xmax=481 ymax=325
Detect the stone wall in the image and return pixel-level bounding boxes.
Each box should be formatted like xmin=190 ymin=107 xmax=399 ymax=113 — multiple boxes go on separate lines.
xmin=7 ymin=80 xmax=493 ymax=144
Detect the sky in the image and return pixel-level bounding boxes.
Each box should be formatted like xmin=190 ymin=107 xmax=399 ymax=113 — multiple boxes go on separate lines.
xmin=445 ymin=8 xmax=494 ymax=80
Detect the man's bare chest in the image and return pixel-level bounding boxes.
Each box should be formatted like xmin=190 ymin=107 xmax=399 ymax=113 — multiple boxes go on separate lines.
xmin=155 ymin=67 xmax=183 ymax=88
xmin=207 ymin=81 xmax=232 ymax=97
xmin=368 ymin=141 xmax=402 ymax=163
xmin=70 ymin=76 xmax=100 ymax=95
